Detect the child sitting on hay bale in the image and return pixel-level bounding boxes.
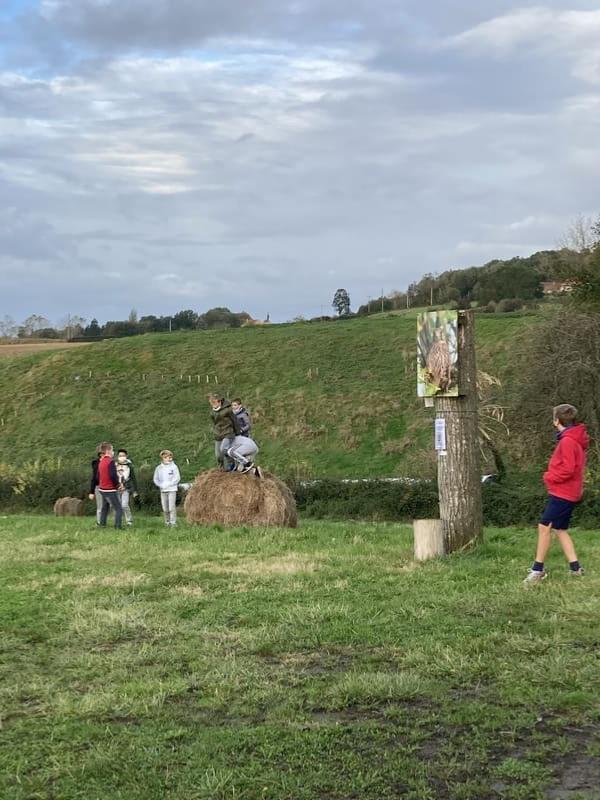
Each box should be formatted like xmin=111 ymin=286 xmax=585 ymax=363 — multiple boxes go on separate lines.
xmin=153 ymin=449 xmax=181 ymax=527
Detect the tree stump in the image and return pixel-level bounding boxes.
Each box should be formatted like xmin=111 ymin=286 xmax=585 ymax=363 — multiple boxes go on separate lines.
xmin=413 ymin=519 xmax=445 ymax=561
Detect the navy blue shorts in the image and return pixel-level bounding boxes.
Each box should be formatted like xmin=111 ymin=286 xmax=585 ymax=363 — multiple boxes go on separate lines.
xmin=540 ymin=495 xmax=576 ymax=530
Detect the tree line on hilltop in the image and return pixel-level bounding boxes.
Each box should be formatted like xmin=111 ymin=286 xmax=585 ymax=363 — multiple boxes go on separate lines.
xmin=0 ymin=307 xmax=255 ymax=341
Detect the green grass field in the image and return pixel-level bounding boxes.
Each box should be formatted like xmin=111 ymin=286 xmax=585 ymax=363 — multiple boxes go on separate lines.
xmin=1 ymin=515 xmax=599 ymax=800
xmin=0 ymin=313 xmax=538 ymax=478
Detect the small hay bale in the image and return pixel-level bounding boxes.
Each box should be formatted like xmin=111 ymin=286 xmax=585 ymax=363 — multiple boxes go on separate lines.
xmin=53 ymin=497 xmax=84 ymax=516
xmin=184 ymin=469 xmax=297 ymax=528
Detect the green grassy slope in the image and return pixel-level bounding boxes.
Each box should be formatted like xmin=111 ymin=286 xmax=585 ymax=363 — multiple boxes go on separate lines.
xmin=0 ymin=313 xmax=536 ymax=478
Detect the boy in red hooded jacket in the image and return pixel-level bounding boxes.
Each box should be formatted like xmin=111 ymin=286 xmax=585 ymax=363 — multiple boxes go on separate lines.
xmin=524 ymin=404 xmax=589 ymax=584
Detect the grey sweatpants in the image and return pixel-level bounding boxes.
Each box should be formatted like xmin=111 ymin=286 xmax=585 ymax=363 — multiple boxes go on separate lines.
xmin=215 ymin=438 xmax=234 ymax=469
xmin=160 ymin=491 xmax=177 ymax=525
xmin=227 ymin=438 xmax=258 ymax=468
xmin=95 ymin=486 xmax=104 ymax=524
xmin=121 ymin=490 xmax=133 ymax=524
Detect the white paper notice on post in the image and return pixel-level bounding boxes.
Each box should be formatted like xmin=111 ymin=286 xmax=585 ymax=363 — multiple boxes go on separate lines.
xmin=434 ymin=417 xmax=446 ymax=452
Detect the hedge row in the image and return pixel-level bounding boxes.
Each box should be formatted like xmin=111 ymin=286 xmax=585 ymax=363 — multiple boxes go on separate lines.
xmin=1 ymin=469 xmax=599 ymax=528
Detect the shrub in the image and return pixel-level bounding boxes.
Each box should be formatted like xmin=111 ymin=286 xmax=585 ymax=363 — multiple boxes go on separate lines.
xmin=496 ymin=298 xmax=523 ymax=313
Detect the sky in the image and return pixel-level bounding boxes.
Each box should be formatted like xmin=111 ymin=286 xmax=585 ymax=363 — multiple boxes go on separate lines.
xmin=1 ymin=1 xmax=599 ymax=325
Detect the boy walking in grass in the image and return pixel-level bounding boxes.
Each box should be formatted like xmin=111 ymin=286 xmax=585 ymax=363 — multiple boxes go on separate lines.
xmin=524 ymin=404 xmax=589 ymax=585
xmin=116 ymin=448 xmax=139 ymax=526
xmin=153 ymin=449 xmax=181 ymax=527
xmin=96 ymin=442 xmax=123 ymax=529
xmin=208 ymin=392 xmax=240 ymax=469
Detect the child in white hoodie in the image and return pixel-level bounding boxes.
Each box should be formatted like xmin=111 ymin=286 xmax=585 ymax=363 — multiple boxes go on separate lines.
xmin=153 ymin=449 xmax=181 ymax=526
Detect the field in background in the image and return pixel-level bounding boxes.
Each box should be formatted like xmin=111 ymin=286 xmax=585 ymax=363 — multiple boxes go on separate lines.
xmin=0 ymin=312 xmax=539 ymax=477
xmin=1 ymin=515 xmax=598 ymax=800
xmin=0 ymin=341 xmax=90 ymax=357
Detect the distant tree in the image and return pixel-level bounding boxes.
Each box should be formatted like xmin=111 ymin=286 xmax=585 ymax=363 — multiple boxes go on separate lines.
xmin=18 ymin=314 xmax=50 ymax=337
xmin=199 ymin=307 xmax=241 ymax=329
xmin=60 ymin=314 xmax=86 ymax=339
xmin=102 ymin=320 xmax=139 ymax=338
xmin=31 ymin=327 xmax=60 ymax=339
xmin=332 ymin=289 xmax=351 ymax=316
xmin=172 ymin=309 xmax=198 ymax=330
xmin=128 ymin=308 xmax=138 ymax=324
xmin=0 ymin=315 xmax=17 ymax=338
xmin=84 ymin=318 xmax=102 ymax=337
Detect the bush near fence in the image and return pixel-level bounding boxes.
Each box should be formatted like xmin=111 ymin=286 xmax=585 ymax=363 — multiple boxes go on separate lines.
xmin=1 ymin=467 xmax=599 ymax=528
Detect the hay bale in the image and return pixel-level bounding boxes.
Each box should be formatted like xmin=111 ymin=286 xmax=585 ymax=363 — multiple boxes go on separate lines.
xmin=53 ymin=496 xmax=85 ymax=516
xmin=184 ymin=469 xmax=297 ymax=528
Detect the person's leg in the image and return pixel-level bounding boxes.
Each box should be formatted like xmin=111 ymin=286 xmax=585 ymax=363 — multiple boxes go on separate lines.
xmin=227 ymin=444 xmax=246 ymax=469
xmin=160 ymin=491 xmax=169 ymax=524
xmin=99 ymin=493 xmax=109 ymax=526
xmin=215 ymin=440 xmax=224 ymax=468
xmin=221 ymin=437 xmax=234 ymax=470
xmin=95 ymin=487 xmax=104 ymax=524
xmin=105 ymin=491 xmax=123 ymax=528
xmin=121 ymin=490 xmax=132 ymax=524
xmin=555 ymin=530 xmax=583 ymax=574
xmin=534 ymin=523 xmax=553 ymax=565
xmin=168 ymin=491 xmax=177 ymax=525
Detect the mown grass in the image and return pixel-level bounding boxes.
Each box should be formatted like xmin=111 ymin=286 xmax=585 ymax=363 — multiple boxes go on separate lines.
xmin=0 ymin=313 xmax=540 ymax=477
xmin=1 ymin=515 xmax=599 ymax=799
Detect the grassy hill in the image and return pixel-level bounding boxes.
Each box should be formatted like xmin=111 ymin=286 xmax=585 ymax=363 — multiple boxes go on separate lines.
xmin=0 ymin=312 xmax=537 ymax=480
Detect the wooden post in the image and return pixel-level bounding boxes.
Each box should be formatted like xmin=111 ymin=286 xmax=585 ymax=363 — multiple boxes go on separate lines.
xmin=413 ymin=519 xmax=445 ymax=560
xmin=434 ymin=310 xmax=483 ymax=552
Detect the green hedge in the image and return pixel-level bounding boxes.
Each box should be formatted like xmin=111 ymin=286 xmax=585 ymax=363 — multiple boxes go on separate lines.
xmin=1 ymin=468 xmax=599 ymax=529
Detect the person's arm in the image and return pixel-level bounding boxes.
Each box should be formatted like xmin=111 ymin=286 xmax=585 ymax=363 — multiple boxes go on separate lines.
xmin=544 ymin=440 xmax=579 ymax=484
xmin=109 ymin=461 xmax=119 ymax=489
xmin=89 ymin=460 xmax=98 ymax=496
xmin=240 ymin=410 xmax=251 ymax=436
xmin=153 ymin=466 xmax=162 ymax=488
xmin=173 ymin=464 xmax=181 ymax=486
xmin=231 ymin=409 xmax=241 ymax=435
xmin=130 ymin=465 xmax=139 ymax=495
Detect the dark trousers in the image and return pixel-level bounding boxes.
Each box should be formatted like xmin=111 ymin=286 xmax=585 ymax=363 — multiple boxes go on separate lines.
xmin=99 ymin=491 xmax=123 ymax=528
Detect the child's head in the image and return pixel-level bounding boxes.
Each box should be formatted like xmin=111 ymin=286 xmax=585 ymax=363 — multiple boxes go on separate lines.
xmin=553 ymin=404 xmax=578 ymax=429
xmin=160 ymin=449 xmax=174 ymax=463
xmin=208 ymin=392 xmax=223 ymax=410
xmin=231 ymin=397 xmax=243 ymax=413
xmin=117 ymin=448 xmax=128 ymax=464
xmin=99 ymin=441 xmax=114 ymax=458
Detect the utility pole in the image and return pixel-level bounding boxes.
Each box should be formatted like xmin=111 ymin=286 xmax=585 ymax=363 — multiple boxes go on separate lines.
xmin=381 ymin=289 xmax=384 ymax=313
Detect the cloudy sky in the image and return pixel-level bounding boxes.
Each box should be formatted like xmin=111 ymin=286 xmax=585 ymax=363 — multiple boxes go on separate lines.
xmin=1 ymin=1 xmax=599 ymax=324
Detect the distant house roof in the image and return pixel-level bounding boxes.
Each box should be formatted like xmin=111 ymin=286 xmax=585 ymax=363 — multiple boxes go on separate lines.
xmin=542 ymin=280 xmax=575 ymax=294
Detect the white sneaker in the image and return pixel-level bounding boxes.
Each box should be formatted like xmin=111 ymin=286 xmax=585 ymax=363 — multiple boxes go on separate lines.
xmin=523 ymin=569 xmax=547 ymax=585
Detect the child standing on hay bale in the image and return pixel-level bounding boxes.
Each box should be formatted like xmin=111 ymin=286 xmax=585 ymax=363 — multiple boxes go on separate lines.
xmin=208 ymin=392 xmax=240 ymax=470
xmin=116 ymin=448 xmax=139 ymax=526
xmin=153 ymin=449 xmax=181 ymax=527
xmin=227 ymin=435 xmax=260 ymax=474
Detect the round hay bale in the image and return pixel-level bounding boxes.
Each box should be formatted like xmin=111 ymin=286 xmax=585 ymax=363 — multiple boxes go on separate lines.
xmin=184 ymin=469 xmax=297 ymax=528
xmin=53 ymin=496 xmax=84 ymax=516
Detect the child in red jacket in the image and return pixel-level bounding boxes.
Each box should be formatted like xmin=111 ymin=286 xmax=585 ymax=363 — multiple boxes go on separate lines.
xmin=524 ymin=404 xmax=589 ymax=584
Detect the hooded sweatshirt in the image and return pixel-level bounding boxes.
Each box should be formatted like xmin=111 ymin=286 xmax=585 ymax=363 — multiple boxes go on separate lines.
xmin=234 ymin=406 xmax=252 ymax=437
xmin=210 ymin=400 xmax=240 ymax=441
xmin=543 ymin=423 xmax=589 ymax=502
xmin=153 ymin=461 xmax=181 ymax=492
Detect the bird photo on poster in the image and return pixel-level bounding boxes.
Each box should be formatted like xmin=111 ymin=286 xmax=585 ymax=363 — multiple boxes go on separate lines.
xmin=417 ymin=310 xmax=459 ymax=397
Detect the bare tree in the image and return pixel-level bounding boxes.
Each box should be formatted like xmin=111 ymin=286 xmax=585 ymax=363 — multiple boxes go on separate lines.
xmin=0 ymin=315 xmax=17 ymax=338
xmin=559 ymin=214 xmax=598 ymax=252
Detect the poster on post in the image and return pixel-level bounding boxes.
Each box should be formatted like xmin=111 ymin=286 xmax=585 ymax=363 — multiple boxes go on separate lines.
xmin=417 ymin=310 xmax=459 ymax=397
